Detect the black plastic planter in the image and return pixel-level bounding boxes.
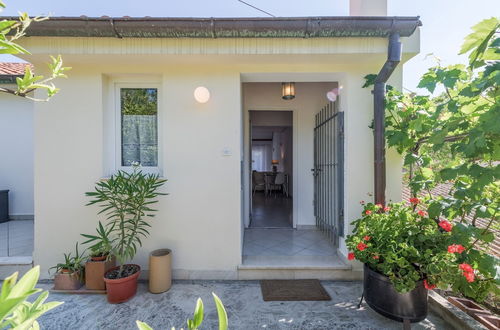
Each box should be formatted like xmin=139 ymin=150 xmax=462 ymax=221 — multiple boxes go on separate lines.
xmin=0 ymin=190 xmax=8 ymax=223
xmin=363 ymin=264 xmax=428 ymax=323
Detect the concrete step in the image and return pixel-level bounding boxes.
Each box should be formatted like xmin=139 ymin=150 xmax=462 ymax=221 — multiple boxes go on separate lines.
xmin=0 ymin=256 xmax=33 ymax=279
xmin=238 ymin=255 xmax=362 ymax=280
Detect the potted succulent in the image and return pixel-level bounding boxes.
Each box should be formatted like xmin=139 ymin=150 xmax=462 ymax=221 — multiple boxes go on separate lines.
xmin=81 ymin=221 xmax=116 ymax=290
xmin=86 ymin=166 xmax=167 ymax=303
xmin=50 ymin=243 xmax=85 ymax=290
xmin=346 ymin=199 xmax=497 ymax=324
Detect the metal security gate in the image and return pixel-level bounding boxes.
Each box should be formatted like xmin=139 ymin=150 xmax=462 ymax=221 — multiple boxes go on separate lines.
xmin=312 ymin=100 xmax=344 ymax=246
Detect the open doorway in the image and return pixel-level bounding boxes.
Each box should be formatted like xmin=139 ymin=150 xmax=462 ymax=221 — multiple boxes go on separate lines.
xmin=249 ymin=111 xmax=293 ymax=228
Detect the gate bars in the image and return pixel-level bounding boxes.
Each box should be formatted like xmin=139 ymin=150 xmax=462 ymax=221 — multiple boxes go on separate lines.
xmin=313 ymin=99 xmax=344 ymax=246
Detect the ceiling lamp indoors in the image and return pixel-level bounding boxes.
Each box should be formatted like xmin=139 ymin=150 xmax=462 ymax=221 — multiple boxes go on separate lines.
xmin=282 ymin=82 xmax=295 ymax=100
xmin=194 ymin=86 xmax=210 ymax=103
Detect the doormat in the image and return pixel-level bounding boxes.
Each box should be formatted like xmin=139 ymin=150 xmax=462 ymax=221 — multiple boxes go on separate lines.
xmin=260 ymin=279 xmax=331 ymax=301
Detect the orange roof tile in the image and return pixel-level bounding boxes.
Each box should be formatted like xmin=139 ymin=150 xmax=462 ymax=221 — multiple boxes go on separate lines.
xmin=0 ymin=62 xmax=33 ymax=76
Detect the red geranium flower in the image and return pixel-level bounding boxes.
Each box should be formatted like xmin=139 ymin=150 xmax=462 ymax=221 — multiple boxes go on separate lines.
xmin=417 ymin=210 xmax=427 ymax=217
xmin=348 ymin=252 xmax=355 ymax=260
xmin=409 ymin=197 xmax=420 ymax=204
xmin=357 ymin=242 xmax=368 ymax=251
xmin=363 ymin=235 xmax=371 ymax=241
xmin=459 ymin=263 xmax=473 ymax=273
xmin=372 ymin=255 xmax=379 ymax=260
xmin=424 ymin=279 xmax=436 ymax=290
xmin=383 ymin=206 xmax=391 ymax=212
xmin=447 ymin=244 xmax=465 ymax=254
xmin=365 ymin=210 xmax=372 ymax=215
xmin=439 ymin=220 xmax=453 ymax=232
xmin=464 ymin=271 xmax=475 ymax=283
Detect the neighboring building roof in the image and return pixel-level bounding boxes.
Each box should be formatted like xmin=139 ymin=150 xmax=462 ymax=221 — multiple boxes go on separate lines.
xmin=4 ymin=16 xmax=421 ymax=39
xmin=0 ymin=62 xmax=32 ymax=84
xmin=402 ymin=184 xmax=499 ymax=257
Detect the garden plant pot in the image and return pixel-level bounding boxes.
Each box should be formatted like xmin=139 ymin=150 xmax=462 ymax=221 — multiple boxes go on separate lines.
xmin=149 ymin=249 xmax=172 ymax=293
xmin=103 ymin=264 xmax=141 ymax=304
xmin=85 ymin=257 xmax=116 ymax=290
xmin=363 ymin=264 xmax=428 ymax=323
xmin=54 ymin=271 xmax=82 ymax=290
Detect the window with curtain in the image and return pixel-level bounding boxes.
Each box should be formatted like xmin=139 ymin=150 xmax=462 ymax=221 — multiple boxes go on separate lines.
xmin=120 ymin=88 xmax=158 ymax=167
xmin=252 ymin=144 xmax=271 ymax=172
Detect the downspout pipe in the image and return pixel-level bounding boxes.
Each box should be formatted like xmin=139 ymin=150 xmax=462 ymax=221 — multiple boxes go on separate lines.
xmin=373 ymin=32 xmax=401 ymax=206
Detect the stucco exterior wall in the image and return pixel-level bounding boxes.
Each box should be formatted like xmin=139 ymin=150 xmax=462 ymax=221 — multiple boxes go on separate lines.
xmin=0 ymin=90 xmax=34 ymax=218
xmin=23 ymin=35 xmax=417 ymax=278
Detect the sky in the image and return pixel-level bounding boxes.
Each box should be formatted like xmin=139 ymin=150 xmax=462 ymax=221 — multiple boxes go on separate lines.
xmin=1 ymin=0 xmax=499 ymax=91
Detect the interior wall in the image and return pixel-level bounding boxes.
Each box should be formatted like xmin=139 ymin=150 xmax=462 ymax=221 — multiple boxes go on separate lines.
xmin=0 ymin=90 xmax=34 ymax=218
xmin=243 ymin=82 xmax=337 ymax=227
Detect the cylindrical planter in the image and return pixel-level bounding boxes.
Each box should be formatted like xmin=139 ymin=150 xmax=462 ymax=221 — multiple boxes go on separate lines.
xmin=54 ymin=271 xmax=82 ymax=290
xmin=104 ymin=264 xmax=141 ymax=304
xmin=149 ymin=249 xmax=172 ymax=293
xmin=85 ymin=256 xmax=116 ymax=290
xmin=363 ymin=264 xmax=428 ymax=323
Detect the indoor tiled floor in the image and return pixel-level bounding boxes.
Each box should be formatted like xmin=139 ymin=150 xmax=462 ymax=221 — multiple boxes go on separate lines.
xmin=250 ymin=192 xmax=292 ymax=228
xmin=243 ymin=228 xmax=336 ymax=256
xmin=0 ymin=220 xmax=34 ymax=257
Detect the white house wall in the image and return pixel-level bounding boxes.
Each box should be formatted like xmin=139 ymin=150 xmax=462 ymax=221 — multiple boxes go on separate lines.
xmin=21 ymin=34 xmax=417 ymax=278
xmin=0 ymin=91 xmax=34 ymax=218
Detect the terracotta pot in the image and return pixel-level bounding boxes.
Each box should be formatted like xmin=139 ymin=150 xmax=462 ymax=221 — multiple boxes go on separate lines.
xmin=103 ymin=264 xmax=141 ymax=303
xmin=54 ymin=271 xmax=82 ymax=290
xmin=91 ymin=255 xmax=107 ymax=262
xmin=149 ymin=249 xmax=172 ymax=293
xmin=85 ymin=256 xmax=116 ymax=290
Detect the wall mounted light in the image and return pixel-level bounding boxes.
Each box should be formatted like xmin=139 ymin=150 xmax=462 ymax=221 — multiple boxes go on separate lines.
xmin=282 ymin=82 xmax=295 ymax=100
xmin=194 ymin=86 xmax=210 ymax=103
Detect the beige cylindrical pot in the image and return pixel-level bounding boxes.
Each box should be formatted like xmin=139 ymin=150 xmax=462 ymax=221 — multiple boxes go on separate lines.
xmin=149 ymin=248 xmax=172 ymax=293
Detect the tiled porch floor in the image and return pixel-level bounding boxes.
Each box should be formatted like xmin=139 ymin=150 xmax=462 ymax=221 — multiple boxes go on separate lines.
xmin=0 ymin=220 xmax=34 ymax=257
xmin=243 ymin=228 xmax=336 ymax=256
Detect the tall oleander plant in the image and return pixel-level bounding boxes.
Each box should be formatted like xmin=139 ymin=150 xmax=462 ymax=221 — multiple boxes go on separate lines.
xmin=86 ymin=167 xmax=167 ymax=278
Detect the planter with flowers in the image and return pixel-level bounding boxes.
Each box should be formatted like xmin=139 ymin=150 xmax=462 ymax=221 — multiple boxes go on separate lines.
xmin=346 ymin=199 xmax=497 ymax=324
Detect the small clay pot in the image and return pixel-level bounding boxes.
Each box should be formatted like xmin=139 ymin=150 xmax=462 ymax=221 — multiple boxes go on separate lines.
xmin=91 ymin=255 xmax=107 ymax=262
xmin=103 ymin=264 xmax=141 ymax=304
xmin=54 ymin=271 xmax=82 ymax=290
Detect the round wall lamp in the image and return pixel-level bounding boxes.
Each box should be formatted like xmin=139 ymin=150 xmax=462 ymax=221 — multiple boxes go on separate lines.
xmin=194 ymin=86 xmax=210 ymax=103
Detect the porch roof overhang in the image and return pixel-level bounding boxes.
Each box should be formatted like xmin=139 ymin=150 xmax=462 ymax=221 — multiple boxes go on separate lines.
xmin=7 ymin=16 xmax=421 ymax=39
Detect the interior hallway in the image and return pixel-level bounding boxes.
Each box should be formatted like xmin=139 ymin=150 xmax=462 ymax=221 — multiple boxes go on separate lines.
xmin=250 ymin=192 xmax=292 ymax=228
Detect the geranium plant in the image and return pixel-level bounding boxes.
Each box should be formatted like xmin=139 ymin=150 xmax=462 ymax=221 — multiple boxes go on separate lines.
xmin=346 ymin=200 xmax=497 ymax=301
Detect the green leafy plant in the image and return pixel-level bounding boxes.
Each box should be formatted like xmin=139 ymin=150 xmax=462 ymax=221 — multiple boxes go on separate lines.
xmin=0 ymin=266 xmax=63 ymax=329
xmin=360 ymin=18 xmax=500 ymax=302
xmin=0 ymin=1 xmax=70 ymax=100
xmin=49 ymin=243 xmax=86 ymax=280
xmin=85 ymin=167 xmax=167 ymax=278
xmin=136 ymin=293 xmax=228 ymax=330
xmin=346 ymin=201 xmax=497 ymax=301
xmin=81 ymin=221 xmax=113 ymax=259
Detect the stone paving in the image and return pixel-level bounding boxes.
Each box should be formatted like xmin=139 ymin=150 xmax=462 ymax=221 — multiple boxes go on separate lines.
xmin=36 ymin=280 xmax=451 ymax=330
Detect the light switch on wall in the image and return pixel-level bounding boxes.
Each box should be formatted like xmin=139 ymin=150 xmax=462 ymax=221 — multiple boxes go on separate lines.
xmin=222 ymin=147 xmax=232 ymax=156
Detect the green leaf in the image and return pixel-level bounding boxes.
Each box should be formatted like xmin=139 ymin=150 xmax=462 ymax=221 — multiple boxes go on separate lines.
xmin=212 ymin=293 xmax=228 ymax=330
xmin=427 ymin=202 xmax=442 ymax=218
xmin=459 ymin=17 xmax=499 ymax=67
xmin=136 ymin=321 xmax=154 ymax=330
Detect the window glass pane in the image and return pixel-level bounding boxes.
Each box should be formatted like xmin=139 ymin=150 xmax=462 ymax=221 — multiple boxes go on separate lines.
xmin=120 ymin=88 xmax=158 ymax=167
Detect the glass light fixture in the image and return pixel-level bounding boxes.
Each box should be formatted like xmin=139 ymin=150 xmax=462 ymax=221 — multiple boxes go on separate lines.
xmin=282 ymin=82 xmax=295 ymax=100
xmin=194 ymin=86 xmax=210 ymax=103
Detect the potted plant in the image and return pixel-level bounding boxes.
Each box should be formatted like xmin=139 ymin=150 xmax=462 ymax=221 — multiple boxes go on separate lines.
xmin=346 ymin=200 xmax=497 ymax=324
xmin=86 ymin=166 xmax=167 ymax=303
xmin=81 ymin=221 xmax=116 ymax=290
xmin=51 ymin=243 xmax=85 ymax=290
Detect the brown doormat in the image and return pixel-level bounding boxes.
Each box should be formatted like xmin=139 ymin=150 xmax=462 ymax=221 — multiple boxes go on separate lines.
xmin=260 ymin=279 xmax=331 ymax=301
